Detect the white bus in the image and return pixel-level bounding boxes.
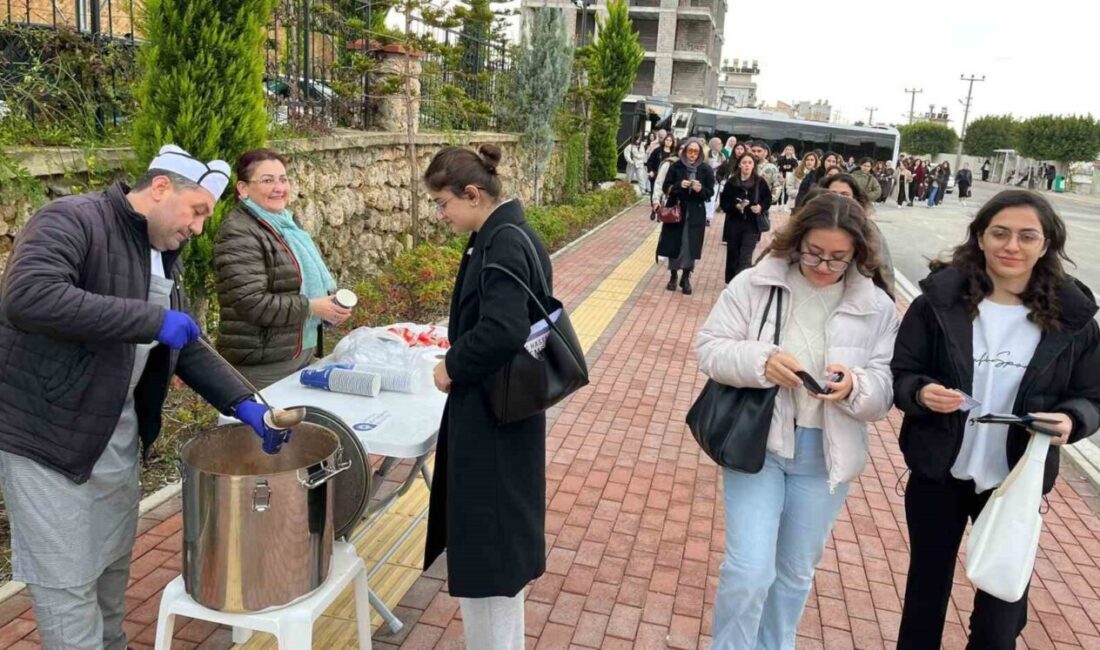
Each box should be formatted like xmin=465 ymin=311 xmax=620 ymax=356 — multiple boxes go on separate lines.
xmin=666 ymin=107 xmax=901 ymax=163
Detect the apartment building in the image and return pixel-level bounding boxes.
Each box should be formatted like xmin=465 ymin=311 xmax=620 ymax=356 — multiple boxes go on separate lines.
xmin=522 ymin=0 xmax=726 ymax=108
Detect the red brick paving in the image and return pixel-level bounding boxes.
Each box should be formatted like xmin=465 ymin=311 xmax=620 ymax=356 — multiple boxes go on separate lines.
xmin=368 ymin=204 xmax=1100 ymax=650
xmin=4 ymin=203 xmax=1100 ymax=649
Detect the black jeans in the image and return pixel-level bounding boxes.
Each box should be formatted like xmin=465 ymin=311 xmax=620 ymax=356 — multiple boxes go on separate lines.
xmin=723 ymin=216 xmax=759 ymax=284
xmin=898 ymin=473 xmax=1030 ymax=649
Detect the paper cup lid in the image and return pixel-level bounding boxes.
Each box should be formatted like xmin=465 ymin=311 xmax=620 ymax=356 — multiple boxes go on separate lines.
xmin=335 ymin=289 xmax=358 ymax=308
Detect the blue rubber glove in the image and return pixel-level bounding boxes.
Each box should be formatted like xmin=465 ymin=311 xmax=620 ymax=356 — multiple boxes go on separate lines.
xmin=234 ymin=399 xmax=291 ymax=454
xmin=157 ymin=310 xmax=201 ymax=350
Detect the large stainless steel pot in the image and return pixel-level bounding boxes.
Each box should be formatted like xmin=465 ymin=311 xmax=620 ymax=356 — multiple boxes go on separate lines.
xmin=180 ymin=421 xmax=349 ymax=611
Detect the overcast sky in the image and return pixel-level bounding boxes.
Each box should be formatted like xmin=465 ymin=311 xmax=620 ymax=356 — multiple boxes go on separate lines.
xmin=729 ymin=0 xmax=1098 ymax=130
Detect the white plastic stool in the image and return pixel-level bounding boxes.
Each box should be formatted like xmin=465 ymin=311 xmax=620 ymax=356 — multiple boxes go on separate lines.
xmin=154 ymin=541 xmax=371 ymax=649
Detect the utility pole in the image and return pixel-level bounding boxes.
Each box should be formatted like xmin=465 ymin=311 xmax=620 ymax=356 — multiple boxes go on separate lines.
xmin=865 ymin=106 xmax=877 ymax=125
xmin=956 ymin=74 xmax=985 ymax=171
xmin=904 ymin=88 xmax=922 ymax=124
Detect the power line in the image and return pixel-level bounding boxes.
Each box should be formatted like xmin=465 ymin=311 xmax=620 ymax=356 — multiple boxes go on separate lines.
xmin=956 ymin=74 xmax=985 ymax=170
xmin=904 ymin=88 xmax=922 ymax=124
xmin=865 ymin=106 xmax=877 ymax=125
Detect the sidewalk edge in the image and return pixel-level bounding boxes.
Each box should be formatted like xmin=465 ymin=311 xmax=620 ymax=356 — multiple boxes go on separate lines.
xmin=550 ymin=199 xmax=646 ymax=261
xmin=893 ymin=267 xmax=1100 ymax=490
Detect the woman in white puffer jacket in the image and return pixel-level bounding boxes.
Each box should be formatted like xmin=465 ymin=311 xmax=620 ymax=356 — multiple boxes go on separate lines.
xmin=695 ymin=192 xmax=898 ymax=650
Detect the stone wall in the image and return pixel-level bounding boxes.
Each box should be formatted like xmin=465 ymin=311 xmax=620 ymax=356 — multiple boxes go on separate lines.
xmin=1 ymin=130 xmax=565 ymax=281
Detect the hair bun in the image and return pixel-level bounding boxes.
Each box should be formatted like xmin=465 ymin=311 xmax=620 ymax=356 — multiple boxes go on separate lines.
xmin=478 ymin=144 xmax=502 ymax=174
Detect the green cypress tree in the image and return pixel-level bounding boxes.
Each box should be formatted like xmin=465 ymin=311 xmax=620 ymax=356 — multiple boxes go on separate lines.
xmin=586 ymin=0 xmax=643 ymax=183
xmin=132 ymin=0 xmax=276 ymax=315
xmin=511 ymin=8 xmax=573 ymax=204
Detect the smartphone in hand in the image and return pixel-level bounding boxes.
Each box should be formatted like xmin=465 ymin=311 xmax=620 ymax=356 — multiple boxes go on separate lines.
xmin=971 ymin=413 xmax=1061 ymax=436
xmin=796 ymin=371 xmax=843 ymax=396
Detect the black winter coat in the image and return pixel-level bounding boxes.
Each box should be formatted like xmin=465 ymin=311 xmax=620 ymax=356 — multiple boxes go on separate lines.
xmin=214 ymin=203 xmax=317 ymax=366
xmin=0 ymin=183 xmax=252 ymax=483
xmin=656 ymin=161 xmax=714 ymax=262
xmin=720 ymin=176 xmax=772 ymax=239
xmin=647 ymin=147 xmax=672 ymax=177
xmin=795 ymin=168 xmax=823 ymax=206
xmin=424 ymin=200 xmax=550 ymax=598
xmin=892 ymin=266 xmax=1100 ymax=494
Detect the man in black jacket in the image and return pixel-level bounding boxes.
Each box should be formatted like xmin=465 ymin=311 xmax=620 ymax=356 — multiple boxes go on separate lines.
xmin=0 ymin=144 xmax=287 ymax=649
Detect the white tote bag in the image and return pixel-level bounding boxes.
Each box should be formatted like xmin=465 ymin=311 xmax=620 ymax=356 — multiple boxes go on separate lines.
xmin=965 ymin=433 xmax=1051 ymax=602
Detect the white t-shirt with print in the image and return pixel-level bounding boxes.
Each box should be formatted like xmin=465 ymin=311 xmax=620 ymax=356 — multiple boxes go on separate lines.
xmin=951 ymin=300 xmax=1041 ymax=492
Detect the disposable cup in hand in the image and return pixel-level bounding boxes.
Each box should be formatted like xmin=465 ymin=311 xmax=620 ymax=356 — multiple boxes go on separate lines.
xmin=334 ymin=289 xmax=358 ymax=309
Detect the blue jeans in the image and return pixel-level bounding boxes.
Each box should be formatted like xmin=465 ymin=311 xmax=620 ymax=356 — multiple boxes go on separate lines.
xmin=712 ymin=427 xmax=850 ymax=649
xmin=927 ymin=186 xmax=939 ymax=206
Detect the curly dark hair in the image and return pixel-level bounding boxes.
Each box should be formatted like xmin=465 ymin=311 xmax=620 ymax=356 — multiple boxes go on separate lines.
xmin=766 ymin=192 xmax=893 ymax=298
xmin=931 ymin=189 xmax=1072 ymax=330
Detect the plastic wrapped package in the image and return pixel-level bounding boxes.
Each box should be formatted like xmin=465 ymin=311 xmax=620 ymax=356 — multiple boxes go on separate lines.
xmin=328 ymin=326 xmax=444 ymax=393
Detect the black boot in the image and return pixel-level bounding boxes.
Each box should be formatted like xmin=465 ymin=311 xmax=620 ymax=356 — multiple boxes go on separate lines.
xmin=667 ymin=270 xmax=678 ymax=291
xmin=681 ymin=271 xmax=693 ymax=295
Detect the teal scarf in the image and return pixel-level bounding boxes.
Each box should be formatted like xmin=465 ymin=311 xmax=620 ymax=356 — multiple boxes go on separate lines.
xmin=244 ymin=199 xmax=336 ymax=351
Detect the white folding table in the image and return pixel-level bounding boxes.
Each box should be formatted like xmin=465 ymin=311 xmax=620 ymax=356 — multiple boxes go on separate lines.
xmin=219 ymin=365 xmax=447 ymax=633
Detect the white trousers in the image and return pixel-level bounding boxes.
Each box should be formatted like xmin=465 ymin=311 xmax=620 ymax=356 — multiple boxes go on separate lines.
xmin=459 ymin=591 xmax=526 ymax=649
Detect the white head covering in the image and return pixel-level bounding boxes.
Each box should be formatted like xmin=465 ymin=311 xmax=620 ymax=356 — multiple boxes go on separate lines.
xmin=147 ymin=144 xmax=231 ymax=200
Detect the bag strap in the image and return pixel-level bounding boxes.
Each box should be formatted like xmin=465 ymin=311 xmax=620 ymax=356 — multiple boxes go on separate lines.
xmin=756 ymin=286 xmax=776 ymax=340
xmin=479 ymin=262 xmax=587 ymax=369
xmin=484 ymin=223 xmax=551 ymax=304
xmin=772 ymin=290 xmax=783 ymax=345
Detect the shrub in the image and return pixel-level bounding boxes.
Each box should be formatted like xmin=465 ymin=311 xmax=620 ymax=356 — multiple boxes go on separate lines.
xmin=340 ymin=185 xmax=638 ymax=333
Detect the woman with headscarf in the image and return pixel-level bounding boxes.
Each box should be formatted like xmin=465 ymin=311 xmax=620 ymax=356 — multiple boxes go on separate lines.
xmin=657 ymin=137 xmax=714 ymax=295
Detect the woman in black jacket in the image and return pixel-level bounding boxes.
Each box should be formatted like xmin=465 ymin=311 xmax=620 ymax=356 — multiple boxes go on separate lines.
xmin=647 ymin=134 xmax=677 ymax=197
xmin=719 ymin=152 xmax=771 ymax=282
xmin=657 ymin=137 xmax=714 ymax=295
xmin=891 ymin=190 xmax=1100 ymax=650
xmin=424 ymin=144 xmax=552 ymax=647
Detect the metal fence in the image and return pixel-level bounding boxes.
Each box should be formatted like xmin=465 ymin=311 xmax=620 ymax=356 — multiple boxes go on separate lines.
xmin=2 ymin=0 xmax=515 ymax=136
xmin=408 ymin=12 xmax=513 ymax=132
xmin=261 ymin=0 xmax=514 ymax=132
xmin=1 ymin=0 xmax=140 ymax=39
xmin=1 ymin=0 xmax=139 ymax=135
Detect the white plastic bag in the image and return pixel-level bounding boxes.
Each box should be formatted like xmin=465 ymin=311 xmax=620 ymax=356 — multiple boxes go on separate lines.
xmin=965 ymin=432 xmax=1051 ymax=602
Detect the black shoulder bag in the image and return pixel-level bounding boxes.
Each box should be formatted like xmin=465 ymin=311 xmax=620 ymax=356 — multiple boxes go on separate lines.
xmin=752 ymin=181 xmax=771 ymax=232
xmin=686 ymin=286 xmax=782 ymax=473
xmin=480 ymin=224 xmax=590 ymax=425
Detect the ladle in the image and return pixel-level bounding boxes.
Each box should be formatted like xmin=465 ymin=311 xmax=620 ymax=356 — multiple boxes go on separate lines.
xmin=197 ymin=337 xmax=307 ymax=429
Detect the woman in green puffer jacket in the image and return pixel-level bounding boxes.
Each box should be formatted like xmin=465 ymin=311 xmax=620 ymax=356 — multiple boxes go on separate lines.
xmin=213 ymin=149 xmax=353 ymax=389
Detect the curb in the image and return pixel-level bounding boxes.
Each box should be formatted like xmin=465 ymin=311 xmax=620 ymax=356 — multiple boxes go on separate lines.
xmin=550 ymin=198 xmax=647 ymax=261
xmin=892 ymin=267 xmax=1100 ymax=490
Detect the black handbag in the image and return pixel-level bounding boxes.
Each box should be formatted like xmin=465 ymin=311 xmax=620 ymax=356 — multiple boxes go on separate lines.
xmin=480 ymin=224 xmax=590 ymax=425
xmin=752 ymin=183 xmax=771 ymax=232
xmin=686 ymin=286 xmax=783 ymax=473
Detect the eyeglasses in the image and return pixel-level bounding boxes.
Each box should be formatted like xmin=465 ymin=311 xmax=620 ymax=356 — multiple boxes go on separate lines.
xmin=248 ymin=175 xmax=291 ymax=187
xmin=800 ymin=251 xmax=851 ymax=273
xmin=434 ymin=195 xmax=457 ymax=212
xmin=986 ymin=226 xmax=1045 ymax=249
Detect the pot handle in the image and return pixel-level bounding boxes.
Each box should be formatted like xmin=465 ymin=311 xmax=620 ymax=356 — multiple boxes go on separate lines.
xmin=299 ymin=456 xmax=351 ymax=489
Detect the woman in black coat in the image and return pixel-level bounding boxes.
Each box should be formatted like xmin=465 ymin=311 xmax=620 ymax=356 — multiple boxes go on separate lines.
xmin=424 ymin=144 xmax=551 ymax=646
xmin=647 ymin=134 xmax=677 ymax=198
xmin=656 ymin=137 xmax=714 ymax=295
xmin=719 ymin=152 xmax=771 ymax=283
xmin=891 ymin=190 xmax=1100 ymax=650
